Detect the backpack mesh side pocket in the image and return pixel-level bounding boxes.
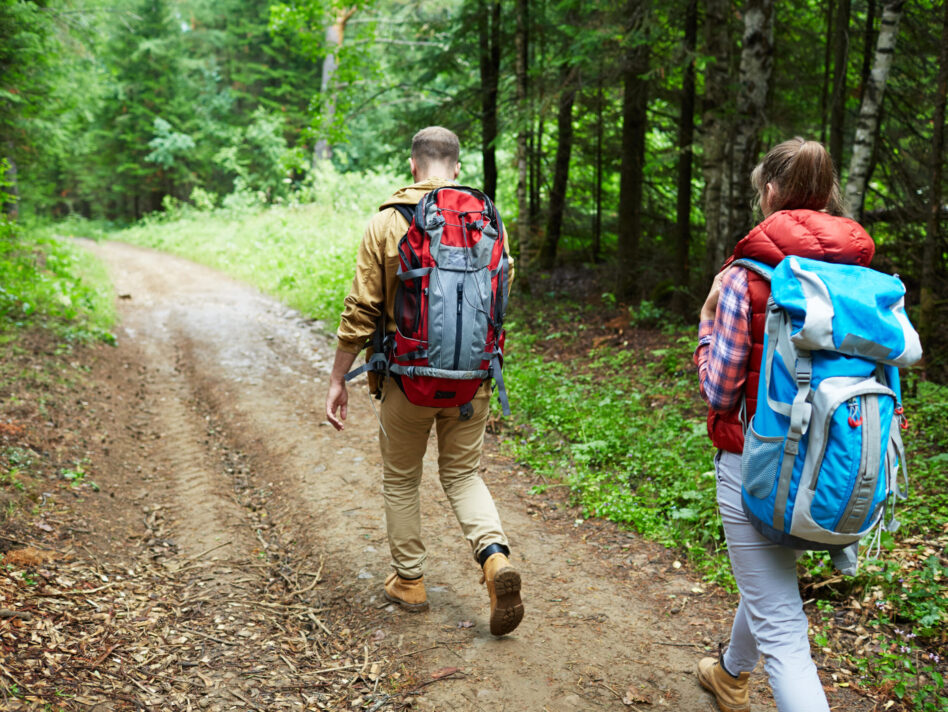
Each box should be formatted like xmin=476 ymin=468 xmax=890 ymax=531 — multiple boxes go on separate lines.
xmin=742 ymin=420 xmax=784 ymax=499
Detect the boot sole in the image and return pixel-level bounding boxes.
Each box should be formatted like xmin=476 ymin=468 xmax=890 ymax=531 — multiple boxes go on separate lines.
xmin=383 ymin=590 xmax=429 ymax=612
xmin=696 ymin=669 xmax=749 ymax=712
xmin=489 ymin=567 xmax=523 ymax=636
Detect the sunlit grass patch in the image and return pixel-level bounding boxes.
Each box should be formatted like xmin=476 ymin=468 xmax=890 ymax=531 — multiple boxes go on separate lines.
xmin=113 ymin=168 xmax=398 ymax=328
xmin=0 ymin=226 xmax=116 ymax=343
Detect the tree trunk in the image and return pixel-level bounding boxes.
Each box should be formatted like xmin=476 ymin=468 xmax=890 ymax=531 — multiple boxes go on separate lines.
xmin=844 ymin=0 xmax=904 ymax=221
xmin=829 ymin=0 xmax=852 ymax=170
xmin=675 ymin=0 xmax=698 ymax=297
xmin=820 ymin=0 xmax=835 ymax=145
xmin=593 ymin=71 xmax=604 ymax=264
xmin=920 ymin=0 xmax=948 ymax=352
xmin=2 ymin=142 xmax=18 ymax=220
xmin=859 ymin=0 xmax=876 ymax=104
xmin=530 ymin=115 xmax=543 ymax=229
xmin=514 ymin=0 xmax=531 ymax=278
xmin=539 ymin=69 xmax=577 ymax=270
xmin=700 ymin=0 xmax=732 ymax=280
xmin=313 ymin=7 xmax=355 ymax=166
xmin=724 ymin=0 xmax=774 ymax=255
xmin=479 ymin=1 xmax=501 ymax=201
xmin=617 ymin=0 xmax=649 ymax=295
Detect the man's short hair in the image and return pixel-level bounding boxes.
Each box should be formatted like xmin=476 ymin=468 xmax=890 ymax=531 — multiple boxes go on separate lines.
xmin=411 ymin=126 xmax=459 ymax=171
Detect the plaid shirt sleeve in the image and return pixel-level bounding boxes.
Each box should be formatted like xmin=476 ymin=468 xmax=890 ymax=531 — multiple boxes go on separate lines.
xmin=693 ymin=268 xmax=752 ymax=412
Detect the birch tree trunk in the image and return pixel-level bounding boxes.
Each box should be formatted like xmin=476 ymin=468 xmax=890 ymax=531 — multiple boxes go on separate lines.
xmin=514 ymin=0 xmax=531 ymax=276
xmin=844 ymin=0 xmax=904 ymax=221
xmin=479 ymin=1 xmax=501 ymax=201
xmin=920 ymin=0 xmax=948 ymax=351
xmin=313 ymin=7 xmax=355 ymax=166
xmin=700 ymin=0 xmax=732 ymax=281
xmin=725 ymin=0 xmax=774 ymax=253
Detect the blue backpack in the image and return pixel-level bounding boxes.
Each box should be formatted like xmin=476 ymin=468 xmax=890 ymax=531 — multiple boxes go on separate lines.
xmin=735 ymin=256 xmax=922 ymax=566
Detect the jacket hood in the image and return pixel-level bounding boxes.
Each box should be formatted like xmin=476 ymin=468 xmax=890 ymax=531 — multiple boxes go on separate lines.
xmin=379 ymin=178 xmax=457 ymax=209
xmin=728 ymin=209 xmax=875 ymax=269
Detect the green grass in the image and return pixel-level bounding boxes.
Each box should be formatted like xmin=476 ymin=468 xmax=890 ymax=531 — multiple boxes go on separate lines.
xmin=37 ymin=171 xmax=946 ymax=709
xmin=94 ymin=167 xmax=398 ymax=328
xmin=500 ymin=291 xmax=948 ymax=711
xmin=0 ymin=220 xmax=116 ymax=343
xmin=500 ymin=297 xmax=728 ymax=582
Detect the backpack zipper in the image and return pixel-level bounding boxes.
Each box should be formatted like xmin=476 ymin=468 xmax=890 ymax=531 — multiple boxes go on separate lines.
xmin=453 ymin=280 xmax=463 ymax=369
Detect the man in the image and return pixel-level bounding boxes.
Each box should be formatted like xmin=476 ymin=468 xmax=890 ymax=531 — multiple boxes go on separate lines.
xmin=324 ymin=126 xmax=524 ymax=637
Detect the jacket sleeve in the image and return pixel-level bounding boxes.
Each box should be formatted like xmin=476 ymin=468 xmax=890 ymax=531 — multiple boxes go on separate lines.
xmin=336 ymin=213 xmax=387 ymax=354
xmin=502 ymin=228 xmax=515 ymax=288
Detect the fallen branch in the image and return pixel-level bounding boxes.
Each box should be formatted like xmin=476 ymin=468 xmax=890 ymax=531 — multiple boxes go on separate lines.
xmin=40 ymin=581 xmax=117 ymax=597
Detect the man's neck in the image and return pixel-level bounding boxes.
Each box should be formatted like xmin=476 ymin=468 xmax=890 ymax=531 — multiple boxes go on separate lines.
xmin=413 ymin=173 xmax=454 ymax=183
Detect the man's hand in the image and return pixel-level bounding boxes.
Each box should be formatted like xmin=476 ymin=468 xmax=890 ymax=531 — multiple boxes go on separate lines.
xmin=325 ymin=348 xmax=359 ymax=431
xmin=326 ymin=379 xmax=348 ymax=431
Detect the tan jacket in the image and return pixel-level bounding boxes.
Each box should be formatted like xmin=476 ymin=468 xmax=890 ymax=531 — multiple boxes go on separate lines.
xmin=337 ymin=178 xmax=514 ymax=355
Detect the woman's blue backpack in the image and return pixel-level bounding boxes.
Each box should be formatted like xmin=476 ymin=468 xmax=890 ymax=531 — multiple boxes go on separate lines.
xmin=736 ymin=256 xmax=922 ymax=567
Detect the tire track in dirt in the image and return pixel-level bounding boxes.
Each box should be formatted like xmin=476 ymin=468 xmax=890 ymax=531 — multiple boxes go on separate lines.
xmin=83 ymin=239 xmax=873 ymax=712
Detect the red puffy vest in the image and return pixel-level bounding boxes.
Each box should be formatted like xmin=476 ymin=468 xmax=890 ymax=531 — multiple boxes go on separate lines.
xmin=707 ymin=210 xmax=876 ymax=453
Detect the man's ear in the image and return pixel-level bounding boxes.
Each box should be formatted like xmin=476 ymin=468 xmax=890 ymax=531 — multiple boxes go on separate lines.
xmin=453 ymin=162 xmax=460 ymax=179
xmin=409 ymin=157 xmax=417 ymax=179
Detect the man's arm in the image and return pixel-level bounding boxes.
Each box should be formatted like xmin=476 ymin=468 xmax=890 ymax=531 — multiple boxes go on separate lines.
xmin=326 ymin=348 xmax=358 ymax=431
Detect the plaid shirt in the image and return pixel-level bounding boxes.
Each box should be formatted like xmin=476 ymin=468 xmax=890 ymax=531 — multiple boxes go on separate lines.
xmin=694 ymin=267 xmax=752 ymax=412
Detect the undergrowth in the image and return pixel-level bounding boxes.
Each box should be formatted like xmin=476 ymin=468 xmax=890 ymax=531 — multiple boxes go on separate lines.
xmin=77 ymin=167 xmax=398 ymax=329
xmin=40 ymin=179 xmax=947 ymax=709
xmin=500 ymin=289 xmax=948 ymax=711
xmin=0 ymin=220 xmax=115 ymax=344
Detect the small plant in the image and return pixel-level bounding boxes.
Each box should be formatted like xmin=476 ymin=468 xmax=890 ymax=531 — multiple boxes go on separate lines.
xmin=0 ymin=466 xmax=25 ymax=491
xmin=629 ymin=299 xmax=664 ymax=328
xmin=61 ymin=461 xmax=97 ymax=490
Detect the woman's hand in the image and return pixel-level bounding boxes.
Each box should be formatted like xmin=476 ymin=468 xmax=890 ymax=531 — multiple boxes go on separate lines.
xmin=700 ymin=268 xmax=730 ymax=322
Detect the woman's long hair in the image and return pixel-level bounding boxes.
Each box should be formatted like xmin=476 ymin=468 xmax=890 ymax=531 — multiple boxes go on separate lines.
xmin=750 ymin=137 xmax=846 ymax=217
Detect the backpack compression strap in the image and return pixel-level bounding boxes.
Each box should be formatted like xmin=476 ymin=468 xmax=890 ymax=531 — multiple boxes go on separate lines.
xmin=343 ymin=203 xmax=417 ymax=383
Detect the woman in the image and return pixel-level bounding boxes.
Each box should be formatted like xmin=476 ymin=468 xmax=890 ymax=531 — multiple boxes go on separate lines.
xmin=694 ymin=138 xmax=874 ymax=712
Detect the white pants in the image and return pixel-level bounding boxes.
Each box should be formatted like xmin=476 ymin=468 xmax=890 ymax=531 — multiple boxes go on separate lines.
xmin=715 ymin=450 xmax=830 ymax=712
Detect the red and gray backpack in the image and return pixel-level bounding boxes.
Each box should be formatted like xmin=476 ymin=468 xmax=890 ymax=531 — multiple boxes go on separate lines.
xmin=346 ymin=186 xmax=511 ymax=415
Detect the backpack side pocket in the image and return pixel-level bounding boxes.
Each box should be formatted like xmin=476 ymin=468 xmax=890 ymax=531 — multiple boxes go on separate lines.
xmin=742 ymin=419 xmax=784 ymax=499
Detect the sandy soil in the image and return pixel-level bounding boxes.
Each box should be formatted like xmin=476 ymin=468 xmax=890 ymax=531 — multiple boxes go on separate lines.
xmin=75 ymin=239 xmax=874 ymax=711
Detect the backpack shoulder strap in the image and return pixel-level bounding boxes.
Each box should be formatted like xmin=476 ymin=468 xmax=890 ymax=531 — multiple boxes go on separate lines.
xmin=731 ymin=258 xmax=774 ymax=282
xmin=390 ymin=203 xmax=415 ymax=225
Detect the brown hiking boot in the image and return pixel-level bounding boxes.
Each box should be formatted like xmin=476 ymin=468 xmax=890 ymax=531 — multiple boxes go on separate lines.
xmin=383 ymin=572 xmax=429 ymax=611
xmin=481 ymin=553 xmax=524 ymax=636
xmin=696 ymin=657 xmax=750 ymax=712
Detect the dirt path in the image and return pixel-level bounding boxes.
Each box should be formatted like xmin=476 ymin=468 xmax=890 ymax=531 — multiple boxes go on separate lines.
xmin=77 ymin=240 xmax=870 ymax=712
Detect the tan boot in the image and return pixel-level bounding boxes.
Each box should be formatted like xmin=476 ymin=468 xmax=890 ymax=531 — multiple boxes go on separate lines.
xmin=383 ymin=572 xmax=429 ymax=611
xmin=481 ymin=553 xmax=524 ymax=636
xmin=696 ymin=657 xmax=750 ymax=712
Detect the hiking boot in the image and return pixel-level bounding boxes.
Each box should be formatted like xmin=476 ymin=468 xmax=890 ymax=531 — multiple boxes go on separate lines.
xmin=481 ymin=552 xmax=524 ymax=636
xmin=696 ymin=657 xmax=750 ymax=712
xmin=383 ymin=572 xmax=429 ymax=611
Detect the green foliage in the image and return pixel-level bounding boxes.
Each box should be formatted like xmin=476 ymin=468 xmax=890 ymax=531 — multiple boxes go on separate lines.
xmin=114 ymin=165 xmax=396 ymax=324
xmin=0 ymin=223 xmax=115 ymax=343
xmin=498 ymin=296 xmax=730 ymax=583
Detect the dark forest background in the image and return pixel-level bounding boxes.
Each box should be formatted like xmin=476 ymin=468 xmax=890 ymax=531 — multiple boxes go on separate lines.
xmin=2 ymin=0 xmax=947 ymax=373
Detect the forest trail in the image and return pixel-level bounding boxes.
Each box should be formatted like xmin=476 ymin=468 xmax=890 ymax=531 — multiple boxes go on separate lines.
xmin=78 ymin=240 xmax=833 ymax=712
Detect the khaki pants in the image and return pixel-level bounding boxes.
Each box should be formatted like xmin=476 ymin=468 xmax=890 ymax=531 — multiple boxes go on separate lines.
xmin=379 ymin=379 xmax=508 ymax=579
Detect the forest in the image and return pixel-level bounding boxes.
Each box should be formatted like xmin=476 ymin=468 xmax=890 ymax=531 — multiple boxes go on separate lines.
xmin=2 ymin=0 xmax=947 ymax=374
xmin=2 ymin=1 xmax=948 ymax=709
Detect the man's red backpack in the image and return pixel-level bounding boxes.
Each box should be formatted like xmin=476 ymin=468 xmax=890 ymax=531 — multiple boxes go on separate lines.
xmin=346 ymin=186 xmax=511 ymax=415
